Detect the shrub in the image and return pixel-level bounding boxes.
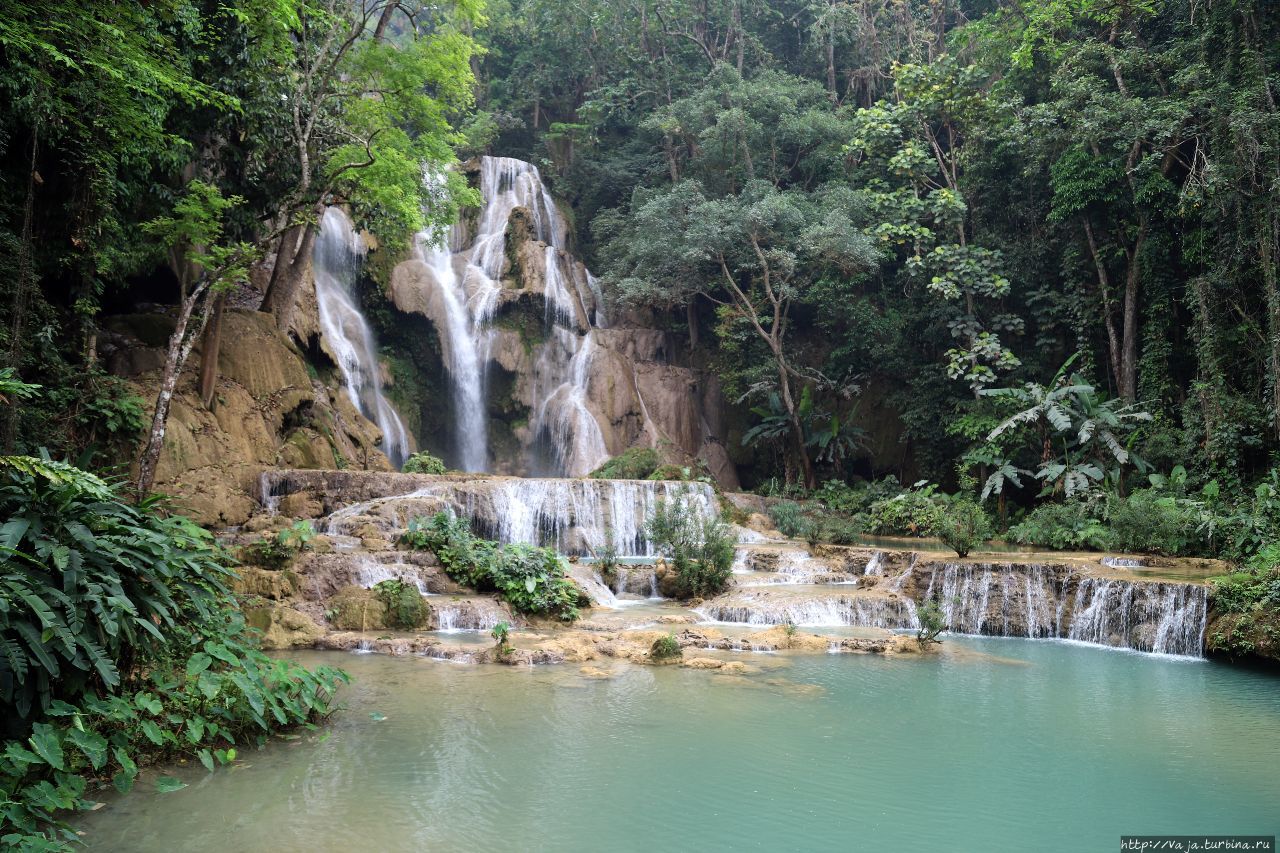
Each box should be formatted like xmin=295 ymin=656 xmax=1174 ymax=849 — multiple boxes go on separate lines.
xmin=1008 ymin=499 xmax=1113 ymax=551
xmin=589 ymin=447 xmax=660 ymax=480
xmin=372 ymin=578 xmax=427 ymax=630
xmin=916 ymin=598 xmax=946 ymax=645
xmin=865 ymin=483 xmax=945 ymax=537
xmin=0 ymin=456 xmax=346 ymax=849
xmin=818 ymin=513 xmax=864 ymax=545
xmin=814 ymin=476 xmax=902 ymax=514
xmin=243 ymin=519 xmax=314 ymax=569
xmin=1104 ymin=489 xmax=1206 ymax=555
xmin=402 ymin=512 xmax=580 ymax=620
xmin=650 ymin=633 xmax=682 ymax=661
xmin=936 ymin=498 xmax=992 ymax=558
xmin=768 ymin=500 xmax=807 ymax=537
xmin=491 ymin=621 xmax=512 ymax=659
xmin=646 ymin=490 xmax=735 ymax=598
xmin=402 ymin=451 xmax=446 ymax=475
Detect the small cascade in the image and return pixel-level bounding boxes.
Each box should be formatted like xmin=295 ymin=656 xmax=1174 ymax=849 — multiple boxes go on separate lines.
xmin=353 ymin=558 xmax=430 ymax=596
xmin=427 ymin=478 xmax=719 ymax=556
xmin=313 ymin=207 xmax=410 ymax=466
xmin=1101 ymin=556 xmax=1145 ymax=568
xmin=564 ymin=561 xmax=619 ymax=608
xmin=611 ymin=564 xmax=660 ymax=598
xmin=698 ymin=591 xmax=920 ymax=629
xmin=914 ymin=562 xmax=1208 ymax=656
xmin=1067 ymin=578 xmax=1206 ymax=656
xmin=864 ymin=551 xmax=884 ymax=576
xmin=258 ymin=471 xmax=284 ymax=516
xmin=432 ymin=598 xmax=508 ymax=632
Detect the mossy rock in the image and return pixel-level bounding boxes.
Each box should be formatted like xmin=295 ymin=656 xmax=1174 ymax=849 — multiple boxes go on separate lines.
xmin=326 ymin=586 xmax=391 ymax=631
xmin=590 ymin=447 xmax=660 ymax=480
xmin=243 ymin=604 xmax=324 ymax=649
xmin=232 ymin=567 xmax=301 ymax=600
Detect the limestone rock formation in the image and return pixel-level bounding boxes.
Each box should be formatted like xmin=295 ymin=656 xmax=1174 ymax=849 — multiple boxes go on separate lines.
xmin=104 ymin=308 xmax=393 ymax=526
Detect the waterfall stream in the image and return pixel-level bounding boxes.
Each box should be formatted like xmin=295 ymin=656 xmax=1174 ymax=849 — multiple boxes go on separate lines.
xmin=313 ymin=207 xmax=410 ymax=466
xmin=416 ymin=156 xmax=611 ymax=475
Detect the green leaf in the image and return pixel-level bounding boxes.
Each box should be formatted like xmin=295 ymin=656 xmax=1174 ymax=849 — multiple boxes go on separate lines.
xmin=139 ymin=719 xmax=166 ymax=746
xmin=155 ymin=776 xmax=188 ymax=793
xmin=28 ymin=724 xmax=65 ymax=771
xmin=197 ymin=748 xmax=214 ymax=772
xmin=185 ymin=652 xmax=212 ymax=677
xmin=66 ymin=728 xmax=109 ymax=770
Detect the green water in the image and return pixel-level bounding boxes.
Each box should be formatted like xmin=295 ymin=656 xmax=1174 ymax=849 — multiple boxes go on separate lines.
xmin=78 ymin=640 xmax=1280 ymax=852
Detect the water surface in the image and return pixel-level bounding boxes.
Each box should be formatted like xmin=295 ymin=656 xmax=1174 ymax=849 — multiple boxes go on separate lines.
xmin=78 ymin=640 xmax=1280 ymax=851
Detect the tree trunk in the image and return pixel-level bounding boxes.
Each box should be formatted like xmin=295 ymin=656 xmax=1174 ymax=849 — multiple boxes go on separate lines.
xmin=198 ymin=293 xmax=226 ymax=409
xmin=137 ymin=283 xmax=214 ymax=497
xmin=777 ymin=363 xmax=815 ymax=490
xmin=260 ymin=219 xmax=318 ymax=333
xmin=686 ymin=300 xmax=699 ymax=350
xmin=1082 ymin=218 xmax=1123 ymax=392
xmin=1119 ymin=222 xmax=1146 ymax=401
xmin=373 ymin=3 xmax=397 ymax=41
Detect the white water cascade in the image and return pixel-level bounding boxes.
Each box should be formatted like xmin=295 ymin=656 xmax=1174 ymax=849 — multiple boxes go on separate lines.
xmin=417 ymin=156 xmax=610 ymax=475
xmin=313 ymin=207 xmax=410 ymax=466
xmin=918 ymin=562 xmax=1208 ymax=656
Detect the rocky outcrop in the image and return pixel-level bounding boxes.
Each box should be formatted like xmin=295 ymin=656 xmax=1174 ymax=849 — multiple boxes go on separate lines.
xmin=104 ymin=308 xmax=392 ymax=526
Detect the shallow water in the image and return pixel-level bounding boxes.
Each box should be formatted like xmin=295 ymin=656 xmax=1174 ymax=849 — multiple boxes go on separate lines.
xmin=77 ymin=639 xmax=1280 ymax=852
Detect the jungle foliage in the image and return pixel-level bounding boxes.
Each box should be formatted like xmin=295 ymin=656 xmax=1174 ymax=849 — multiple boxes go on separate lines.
xmin=0 ymin=455 xmax=346 ymax=849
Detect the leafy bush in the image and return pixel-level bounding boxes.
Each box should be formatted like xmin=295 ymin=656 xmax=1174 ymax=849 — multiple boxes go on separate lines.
xmin=402 ymin=451 xmax=446 ymax=475
xmin=372 ymin=579 xmax=427 ymax=630
xmin=402 ymin=513 xmax=580 ymax=620
xmin=813 ymin=476 xmax=903 ymax=514
xmin=866 ymin=482 xmax=945 ymax=537
xmin=817 ymin=513 xmax=864 ymax=545
xmin=768 ymin=500 xmax=807 ymax=537
xmin=490 ymin=621 xmax=511 ymax=660
xmin=242 ymin=519 xmax=314 ymax=569
xmin=936 ymin=497 xmax=992 ymax=558
xmin=649 ymin=633 xmax=682 ymax=661
xmin=0 ymin=456 xmax=346 ymax=849
xmin=1008 ymin=499 xmax=1113 ymax=551
xmin=646 ymin=490 xmax=735 ymax=598
xmin=589 ymin=447 xmax=660 ymax=480
xmin=916 ymin=598 xmax=946 ymax=645
xmin=1104 ymin=489 xmax=1206 ymax=556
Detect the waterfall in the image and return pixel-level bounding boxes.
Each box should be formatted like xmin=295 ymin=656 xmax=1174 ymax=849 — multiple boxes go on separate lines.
xmin=354 ymin=558 xmax=430 ymax=595
xmin=698 ymin=592 xmax=921 ymax=629
xmin=318 ymin=476 xmax=720 ymax=557
xmin=313 ymin=207 xmax=409 ymax=466
xmin=414 ymin=233 xmax=494 ymax=472
xmin=915 ymin=562 xmax=1207 ymax=656
xmin=432 ymin=598 xmax=508 ymax=632
xmin=415 ymin=156 xmax=611 ymax=476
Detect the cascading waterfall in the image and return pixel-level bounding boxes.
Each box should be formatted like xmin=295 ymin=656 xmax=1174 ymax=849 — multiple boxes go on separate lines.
xmin=418 ymin=156 xmax=611 ymax=475
xmin=313 ymin=207 xmax=409 ymax=466
xmin=309 ymin=474 xmax=722 ymax=557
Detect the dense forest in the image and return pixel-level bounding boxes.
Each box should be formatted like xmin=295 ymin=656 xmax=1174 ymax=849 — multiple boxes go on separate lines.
xmin=5 ymin=1 xmax=1280 ymax=504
